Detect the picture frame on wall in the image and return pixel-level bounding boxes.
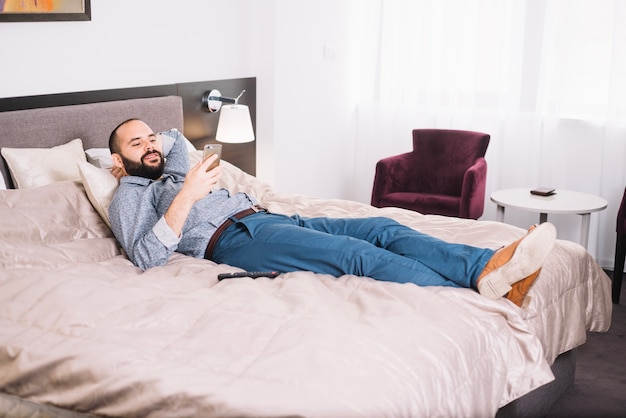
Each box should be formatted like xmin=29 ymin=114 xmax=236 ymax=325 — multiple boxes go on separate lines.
xmin=0 ymin=0 xmax=90 ymax=22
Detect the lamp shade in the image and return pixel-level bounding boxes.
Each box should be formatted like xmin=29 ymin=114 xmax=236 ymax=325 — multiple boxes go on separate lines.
xmin=215 ymin=104 xmax=255 ymax=143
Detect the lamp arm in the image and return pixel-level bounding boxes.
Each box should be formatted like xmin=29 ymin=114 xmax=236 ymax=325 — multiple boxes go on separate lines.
xmin=212 ymin=96 xmax=236 ymax=104
xmin=234 ymin=90 xmax=246 ymax=102
xmin=202 ymin=89 xmax=247 ymax=112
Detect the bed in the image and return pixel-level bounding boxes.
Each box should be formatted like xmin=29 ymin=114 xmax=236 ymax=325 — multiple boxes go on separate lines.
xmin=0 ymin=94 xmax=612 ymax=417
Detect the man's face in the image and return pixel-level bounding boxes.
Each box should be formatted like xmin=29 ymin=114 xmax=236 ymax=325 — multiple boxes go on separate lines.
xmin=113 ymin=120 xmax=165 ymax=180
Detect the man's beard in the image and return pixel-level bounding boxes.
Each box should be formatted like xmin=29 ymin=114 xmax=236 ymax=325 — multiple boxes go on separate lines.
xmin=121 ymin=150 xmax=165 ymax=180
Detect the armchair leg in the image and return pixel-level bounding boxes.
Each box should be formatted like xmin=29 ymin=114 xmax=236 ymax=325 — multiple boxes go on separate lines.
xmin=613 ymin=233 xmax=626 ymax=304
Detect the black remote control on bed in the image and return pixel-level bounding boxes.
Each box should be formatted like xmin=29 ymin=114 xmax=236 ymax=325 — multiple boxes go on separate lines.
xmin=217 ymin=271 xmax=280 ymax=281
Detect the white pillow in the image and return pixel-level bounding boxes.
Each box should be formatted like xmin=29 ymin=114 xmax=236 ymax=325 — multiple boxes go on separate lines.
xmin=188 ymin=149 xmax=203 ymax=165
xmin=77 ymin=162 xmax=118 ymax=228
xmin=0 ymin=172 xmax=6 ymax=190
xmin=184 ymin=138 xmax=198 ymax=152
xmin=85 ymin=148 xmax=114 ymax=169
xmin=1 ymin=138 xmax=86 ymax=189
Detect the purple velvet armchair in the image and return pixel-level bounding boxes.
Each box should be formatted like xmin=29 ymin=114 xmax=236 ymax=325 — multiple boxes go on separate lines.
xmin=613 ymin=187 xmax=626 ymax=303
xmin=371 ymin=129 xmax=490 ymax=219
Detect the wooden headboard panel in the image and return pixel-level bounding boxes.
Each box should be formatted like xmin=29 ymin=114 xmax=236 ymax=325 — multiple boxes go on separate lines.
xmin=0 ymin=78 xmax=256 ymax=188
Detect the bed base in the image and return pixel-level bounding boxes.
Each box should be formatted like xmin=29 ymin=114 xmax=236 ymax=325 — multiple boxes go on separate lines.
xmin=497 ymin=348 xmax=576 ymax=417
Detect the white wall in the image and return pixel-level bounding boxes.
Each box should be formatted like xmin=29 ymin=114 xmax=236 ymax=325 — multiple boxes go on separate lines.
xmin=0 ymin=1 xmax=254 ymax=95
xmin=270 ymin=0 xmax=357 ymax=199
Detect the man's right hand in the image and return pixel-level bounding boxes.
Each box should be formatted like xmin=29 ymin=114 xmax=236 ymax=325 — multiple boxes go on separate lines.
xmin=181 ymin=153 xmax=223 ymax=202
xmin=162 ymin=154 xmax=222 ymax=238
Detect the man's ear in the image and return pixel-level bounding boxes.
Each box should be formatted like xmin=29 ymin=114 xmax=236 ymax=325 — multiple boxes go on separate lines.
xmin=111 ymin=153 xmax=128 ymax=175
xmin=111 ymin=153 xmax=123 ymax=168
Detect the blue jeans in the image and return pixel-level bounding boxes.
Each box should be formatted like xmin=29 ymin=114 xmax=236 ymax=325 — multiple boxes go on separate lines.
xmin=212 ymin=213 xmax=494 ymax=288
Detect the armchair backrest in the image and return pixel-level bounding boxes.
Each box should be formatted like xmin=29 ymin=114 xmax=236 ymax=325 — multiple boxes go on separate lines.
xmin=410 ymin=129 xmax=490 ymax=195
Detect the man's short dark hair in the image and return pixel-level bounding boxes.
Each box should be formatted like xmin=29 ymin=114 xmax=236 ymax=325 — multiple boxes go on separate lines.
xmin=109 ymin=118 xmax=141 ymax=154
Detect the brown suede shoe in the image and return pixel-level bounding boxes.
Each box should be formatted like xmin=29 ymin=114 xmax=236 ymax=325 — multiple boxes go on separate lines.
xmin=506 ymin=268 xmax=541 ymax=308
xmin=477 ymin=223 xmax=556 ymax=300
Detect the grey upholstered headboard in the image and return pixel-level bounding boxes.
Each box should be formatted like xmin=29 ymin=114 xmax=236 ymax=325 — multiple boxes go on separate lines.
xmin=0 ymin=95 xmax=184 ymax=189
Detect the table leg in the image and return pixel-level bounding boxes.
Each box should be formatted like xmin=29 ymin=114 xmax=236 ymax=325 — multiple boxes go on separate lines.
xmin=539 ymin=213 xmax=548 ymax=224
xmin=496 ymin=205 xmax=505 ymax=222
xmin=580 ymin=213 xmax=591 ymax=249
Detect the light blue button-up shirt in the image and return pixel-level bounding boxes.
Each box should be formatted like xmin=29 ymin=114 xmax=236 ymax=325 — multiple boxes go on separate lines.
xmin=108 ymin=129 xmax=256 ymax=270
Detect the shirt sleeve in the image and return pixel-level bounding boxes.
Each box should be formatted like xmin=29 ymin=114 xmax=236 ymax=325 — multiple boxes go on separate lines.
xmin=109 ymin=184 xmax=178 ymax=270
xmin=161 ymin=129 xmax=190 ymax=176
xmin=161 ymin=132 xmax=176 ymax=156
xmin=153 ymin=216 xmax=180 ymax=248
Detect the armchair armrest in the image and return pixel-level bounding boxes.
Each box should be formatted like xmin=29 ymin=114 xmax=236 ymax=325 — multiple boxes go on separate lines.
xmin=459 ymin=158 xmax=488 ymax=219
xmin=371 ymin=152 xmax=415 ymax=207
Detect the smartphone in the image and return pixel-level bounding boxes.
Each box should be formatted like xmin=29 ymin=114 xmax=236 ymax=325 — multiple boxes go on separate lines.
xmin=203 ymin=144 xmax=222 ymax=171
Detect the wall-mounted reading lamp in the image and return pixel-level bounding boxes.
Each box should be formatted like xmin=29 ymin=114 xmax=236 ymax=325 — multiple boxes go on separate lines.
xmin=201 ymin=89 xmax=255 ymax=143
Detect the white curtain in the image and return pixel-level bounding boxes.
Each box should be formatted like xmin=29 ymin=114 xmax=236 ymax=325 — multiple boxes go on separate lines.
xmin=349 ymin=0 xmax=626 ymax=266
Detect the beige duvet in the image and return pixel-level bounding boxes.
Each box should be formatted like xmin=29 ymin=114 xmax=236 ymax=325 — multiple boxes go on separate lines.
xmin=0 ymin=162 xmax=612 ymax=418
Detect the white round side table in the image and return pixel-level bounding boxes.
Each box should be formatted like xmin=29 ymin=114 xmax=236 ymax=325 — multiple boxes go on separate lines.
xmin=490 ymin=188 xmax=608 ymax=249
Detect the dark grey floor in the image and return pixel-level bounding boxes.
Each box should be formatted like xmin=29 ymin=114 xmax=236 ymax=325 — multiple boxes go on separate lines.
xmin=545 ymin=271 xmax=626 ymax=417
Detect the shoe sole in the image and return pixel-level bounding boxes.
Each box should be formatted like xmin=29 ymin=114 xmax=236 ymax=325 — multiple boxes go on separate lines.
xmin=477 ymin=223 xmax=557 ymax=300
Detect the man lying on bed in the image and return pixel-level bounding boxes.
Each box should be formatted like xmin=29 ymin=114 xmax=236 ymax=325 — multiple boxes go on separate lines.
xmin=108 ymin=119 xmax=556 ymax=307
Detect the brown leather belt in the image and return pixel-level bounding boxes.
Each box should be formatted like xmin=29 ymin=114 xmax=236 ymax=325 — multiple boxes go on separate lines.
xmin=204 ymin=205 xmax=266 ymax=260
